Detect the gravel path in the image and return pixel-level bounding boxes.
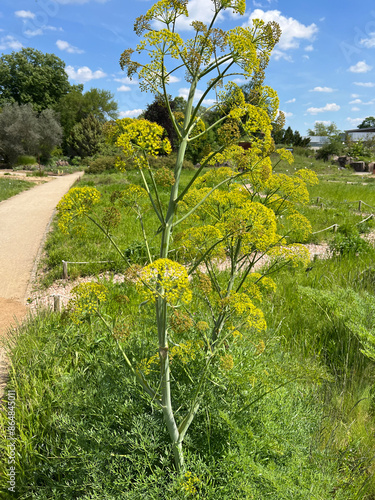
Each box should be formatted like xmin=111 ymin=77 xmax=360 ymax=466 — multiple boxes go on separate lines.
xmin=0 ymin=172 xmax=83 ymax=397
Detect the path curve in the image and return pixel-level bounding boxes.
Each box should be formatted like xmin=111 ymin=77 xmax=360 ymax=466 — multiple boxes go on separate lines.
xmin=0 ymin=172 xmax=83 ymax=394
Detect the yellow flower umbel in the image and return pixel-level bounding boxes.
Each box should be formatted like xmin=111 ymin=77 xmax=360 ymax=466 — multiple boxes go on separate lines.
xmin=115 ymin=119 xmax=172 ymax=167
xmin=56 ymin=187 xmax=101 ymax=233
xmin=137 ymin=258 xmax=192 ymax=305
xmin=68 ymin=282 xmax=108 ymax=324
xmin=226 ymin=291 xmax=267 ymax=333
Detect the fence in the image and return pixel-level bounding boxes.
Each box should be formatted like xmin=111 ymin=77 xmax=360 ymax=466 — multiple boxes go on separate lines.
xmin=62 ymin=260 xmax=115 ymax=279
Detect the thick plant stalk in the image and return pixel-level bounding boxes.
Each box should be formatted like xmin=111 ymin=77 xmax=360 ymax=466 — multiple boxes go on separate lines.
xmin=154 ymin=85 xmax=196 ymax=471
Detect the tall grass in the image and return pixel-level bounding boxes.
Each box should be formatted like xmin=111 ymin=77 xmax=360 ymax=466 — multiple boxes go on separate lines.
xmin=1 ymin=277 xmax=370 ymax=498
xmin=0 ymin=177 xmax=32 ymax=202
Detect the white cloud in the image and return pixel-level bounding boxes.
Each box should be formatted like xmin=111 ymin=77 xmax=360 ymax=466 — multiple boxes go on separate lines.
xmin=117 ymin=85 xmax=131 ymax=92
xmin=272 ymin=49 xmax=293 ymax=62
xmin=232 ymin=78 xmax=247 ymax=85
xmin=286 ymin=98 xmax=296 ymax=103
xmin=351 ymin=107 xmax=360 ymax=111
xmin=307 ymin=103 xmax=340 ymax=114
xmin=114 ymin=76 xmax=138 ymax=85
xmin=65 ymin=65 xmax=107 ymax=83
xmin=310 ymin=86 xmax=335 ymax=93
xmin=348 ymin=60 xmax=372 ymax=73
xmin=24 ymin=25 xmax=63 ymax=37
xmin=360 ymin=33 xmax=375 ymax=48
xmin=24 ymin=29 xmax=43 ymax=36
xmin=119 ymin=109 xmax=143 ymax=118
xmin=347 ymin=117 xmax=365 ymax=127
xmin=354 ymin=81 xmax=375 ymax=87
xmin=0 ymin=35 xmax=23 ymax=51
xmin=168 ymin=75 xmax=180 ymax=83
xmin=351 ymin=94 xmax=360 ymax=98
xmin=15 ymin=10 xmax=35 ymax=19
xmin=314 ymin=120 xmax=332 ymax=126
xmin=56 ymin=40 xmax=84 ymax=54
xmin=283 ymin=111 xmax=293 ymax=118
xmin=245 ymin=10 xmax=318 ymax=56
xmin=154 ymin=0 xmax=222 ymax=31
xmin=202 ymin=98 xmax=216 ymax=106
xmin=349 ymin=98 xmax=362 ymax=104
xmin=305 ymin=45 xmax=314 ymax=52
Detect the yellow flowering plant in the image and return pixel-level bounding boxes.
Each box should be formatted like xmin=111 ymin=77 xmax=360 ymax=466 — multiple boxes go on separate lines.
xmin=56 ymin=0 xmax=318 ymax=475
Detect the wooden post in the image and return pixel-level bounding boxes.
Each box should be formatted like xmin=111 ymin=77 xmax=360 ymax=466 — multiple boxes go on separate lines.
xmin=333 ymin=224 xmax=338 ymax=233
xmin=54 ymin=295 xmax=62 ymax=313
xmin=359 ymin=200 xmax=362 ymax=211
xmin=62 ymin=260 xmax=68 ymax=279
xmin=317 ymin=197 xmax=320 ymax=204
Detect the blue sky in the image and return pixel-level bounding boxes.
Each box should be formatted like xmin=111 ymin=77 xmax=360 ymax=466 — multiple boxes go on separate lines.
xmin=1 ymin=0 xmax=375 ymax=135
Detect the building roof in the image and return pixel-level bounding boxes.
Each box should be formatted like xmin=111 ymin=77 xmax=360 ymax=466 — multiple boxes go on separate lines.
xmin=345 ymin=127 xmax=375 ymax=133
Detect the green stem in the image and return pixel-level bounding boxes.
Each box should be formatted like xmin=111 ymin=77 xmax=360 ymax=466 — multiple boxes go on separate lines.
xmin=136 ymin=207 xmax=153 ymax=263
xmin=86 ymin=215 xmax=130 ymax=265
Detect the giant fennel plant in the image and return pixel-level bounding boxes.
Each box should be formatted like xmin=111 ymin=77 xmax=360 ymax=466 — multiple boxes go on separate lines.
xmin=57 ymin=0 xmax=317 ymax=472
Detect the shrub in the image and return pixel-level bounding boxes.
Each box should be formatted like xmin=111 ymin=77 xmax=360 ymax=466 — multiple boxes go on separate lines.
xmin=329 ymin=225 xmax=370 ymax=256
xmin=86 ymin=155 xmax=117 ymax=174
xmin=316 ymin=138 xmax=343 ymax=161
xmin=293 ymin=146 xmax=314 ymax=157
xmin=148 ymin=153 xmax=194 ymax=170
xmin=16 ymin=155 xmax=37 ymax=166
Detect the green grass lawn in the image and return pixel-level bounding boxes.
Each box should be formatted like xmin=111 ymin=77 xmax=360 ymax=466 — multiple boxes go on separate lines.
xmin=0 ymin=176 xmax=33 ymax=202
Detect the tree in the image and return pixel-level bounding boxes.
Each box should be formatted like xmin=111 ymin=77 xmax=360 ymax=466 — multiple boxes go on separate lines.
xmin=315 ymin=136 xmax=343 ymax=161
xmin=358 ymin=116 xmax=375 ymax=129
xmin=142 ymin=95 xmax=183 ymax=149
xmin=57 ymin=0 xmax=316 ymax=474
xmin=0 ymin=103 xmax=38 ymax=165
xmin=307 ymin=122 xmax=340 ymax=137
xmin=0 ymin=103 xmax=62 ymax=165
xmin=56 ymin=86 xmax=118 ymax=150
xmin=292 ymin=130 xmax=310 ymax=147
xmin=67 ymin=114 xmax=105 ymax=158
xmin=0 ymin=48 xmax=70 ymax=112
xmin=283 ymin=126 xmax=294 ymax=145
xmin=37 ymin=109 xmax=63 ymax=162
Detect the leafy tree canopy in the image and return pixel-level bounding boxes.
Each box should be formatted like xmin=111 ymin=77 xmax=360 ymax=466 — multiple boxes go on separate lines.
xmin=307 ymin=122 xmax=340 ymax=137
xmin=357 ymin=116 xmax=375 ymax=129
xmin=142 ymin=95 xmax=186 ymax=149
xmin=0 ymin=48 xmax=71 ymax=112
xmin=56 ymin=85 xmax=118 ymax=145
xmin=67 ymin=114 xmax=105 ymax=158
xmin=0 ymin=103 xmax=62 ymax=165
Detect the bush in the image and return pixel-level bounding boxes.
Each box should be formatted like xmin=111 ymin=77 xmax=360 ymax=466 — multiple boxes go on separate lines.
xmin=329 ymin=225 xmax=370 ymax=256
xmin=293 ymin=146 xmax=314 ymax=157
xmin=316 ymin=138 xmax=343 ymax=161
xmin=148 ymin=153 xmax=194 ymax=170
xmin=86 ymin=155 xmax=118 ymax=174
xmin=70 ymin=156 xmax=83 ymax=167
xmin=16 ymin=155 xmax=37 ymax=166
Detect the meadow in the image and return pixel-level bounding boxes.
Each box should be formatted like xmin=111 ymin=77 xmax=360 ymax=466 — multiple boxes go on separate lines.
xmin=0 ymin=176 xmax=32 ymax=202
xmin=1 ymin=153 xmax=375 ymax=499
